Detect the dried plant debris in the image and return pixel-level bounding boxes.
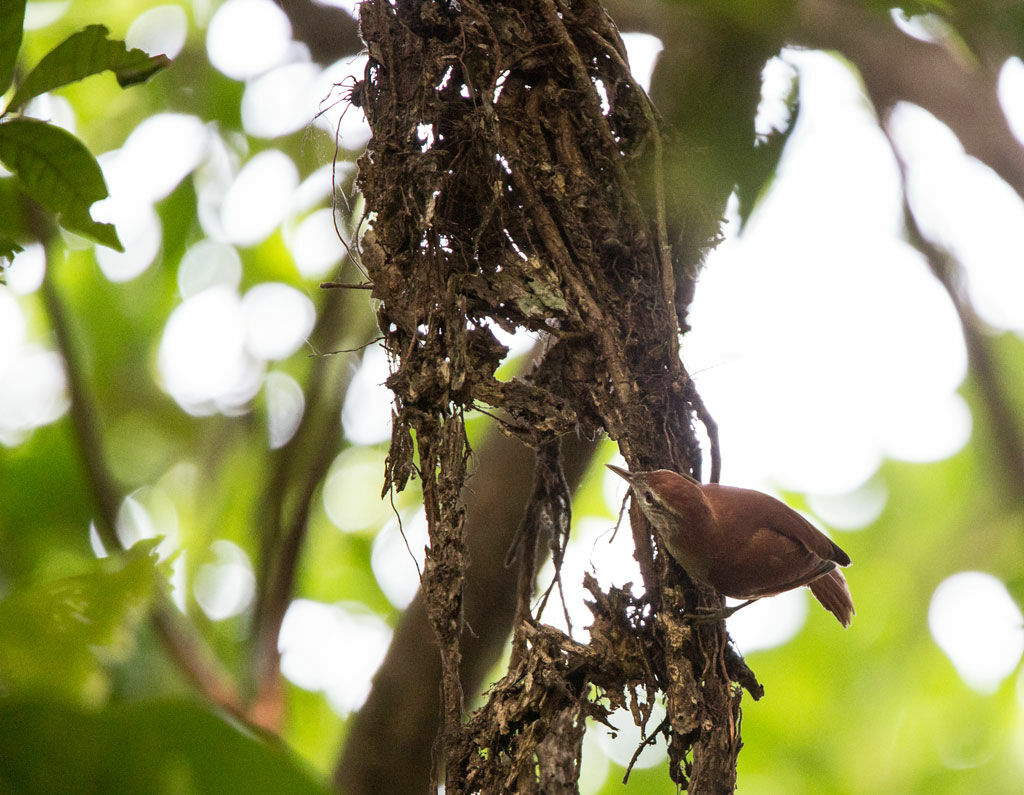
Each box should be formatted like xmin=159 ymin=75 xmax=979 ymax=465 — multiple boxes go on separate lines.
xmin=356 ymin=0 xmax=688 ymax=462
xmin=460 ymin=577 xmax=656 ymax=793
xmin=353 ymin=0 xmax=758 ymax=790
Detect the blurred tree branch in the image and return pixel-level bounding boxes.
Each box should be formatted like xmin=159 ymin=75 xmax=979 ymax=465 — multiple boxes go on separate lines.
xmin=40 ymin=250 xmax=250 ymax=726
xmin=274 ymin=0 xmax=363 ymax=62
xmin=790 ymin=0 xmax=1024 ymax=202
xmin=249 ymin=282 xmax=378 ymax=728
xmin=888 ymin=141 xmax=1024 ymax=501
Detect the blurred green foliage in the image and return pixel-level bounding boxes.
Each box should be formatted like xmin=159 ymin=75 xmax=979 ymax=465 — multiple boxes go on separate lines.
xmin=0 ymin=539 xmax=163 ymax=705
xmin=0 ymin=2 xmax=1022 ymax=794
xmin=0 ymin=699 xmax=328 ymax=793
xmin=0 ymin=1 xmax=361 ymax=788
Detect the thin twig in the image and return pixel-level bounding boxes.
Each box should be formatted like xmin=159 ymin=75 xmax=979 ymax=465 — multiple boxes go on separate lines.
xmin=390 ymin=485 xmax=423 ymax=579
xmin=622 ymin=715 xmax=670 ymax=783
xmin=686 ymin=383 xmax=721 ymax=484
xmin=509 ymin=500 xmax=539 ymax=669
xmin=40 ymin=272 xmax=121 ymax=552
xmin=250 ymin=284 xmax=378 ymax=713
xmin=306 ymin=335 xmax=384 ymax=357
xmin=41 ymin=252 xmax=248 ymax=722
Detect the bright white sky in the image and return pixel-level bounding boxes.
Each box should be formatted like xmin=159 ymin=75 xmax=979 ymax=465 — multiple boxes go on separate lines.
xmin=3 ymin=0 xmax=1023 ymax=732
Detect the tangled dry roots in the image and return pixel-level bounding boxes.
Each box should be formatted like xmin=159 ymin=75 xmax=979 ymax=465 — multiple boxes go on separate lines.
xmin=354 ymin=0 xmax=761 ymax=791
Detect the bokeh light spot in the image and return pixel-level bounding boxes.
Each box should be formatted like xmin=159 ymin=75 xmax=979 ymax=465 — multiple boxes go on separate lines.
xmin=579 ymin=731 xmax=611 ymax=795
xmin=4 ymin=243 xmax=46 ymax=295
xmin=207 ymin=0 xmax=292 ymax=80
xmin=314 ymin=55 xmax=372 ymax=150
xmin=879 ymin=391 xmax=972 ymax=463
xmin=929 ymin=571 xmax=1024 ymax=694
xmin=177 ymin=239 xmax=243 ymax=298
xmin=807 ymin=477 xmax=887 ymax=531
xmin=620 ymin=33 xmax=663 ymax=94
xmin=726 ymin=589 xmax=808 ymax=654
xmin=24 ymin=93 xmax=75 ymax=133
xmin=342 ymin=343 xmax=395 ymax=445
xmin=221 ymin=149 xmax=298 ymax=246
xmin=194 ymin=540 xmax=257 ymax=621
xmin=0 ymin=345 xmax=68 ymax=447
xmin=755 ymin=55 xmax=797 ymax=137
xmin=93 ymin=201 xmax=162 ymax=282
xmin=264 ymin=370 xmax=305 ymax=449
xmin=371 ymin=508 xmax=428 ymax=609
xmin=681 ymin=51 xmax=970 ymax=493
xmin=0 ymin=286 xmax=27 ymax=374
xmin=279 ymin=599 xmax=392 ymax=716
xmin=24 ymin=1 xmax=69 ymax=30
xmin=106 ymin=114 xmax=208 ymax=203
xmin=158 ymin=285 xmax=264 ymax=414
xmin=595 ymin=702 xmax=667 ymax=770
xmin=889 ymin=101 xmax=1024 ymax=336
xmin=999 ymin=57 xmax=1024 ymax=148
xmin=115 ymin=486 xmax=179 ymax=560
xmin=323 ymin=447 xmax=391 ymax=532
xmin=242 ymin=61 xmax=322 ymax=138
xmin=126 ymin=4 xmax=188 ymax=59
xmin=288 ymin=207 xmax=347 ymax=278
xmin=241 ymin=282 xmax=316 ymax=360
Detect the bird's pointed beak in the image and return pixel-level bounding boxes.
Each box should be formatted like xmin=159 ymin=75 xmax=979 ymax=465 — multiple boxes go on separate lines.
xmin=606 ymin=464 xmax=633 ymax=482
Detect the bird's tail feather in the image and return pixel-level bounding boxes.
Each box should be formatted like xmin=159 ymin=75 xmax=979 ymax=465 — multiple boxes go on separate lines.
xmin=809 ymin=568 xmax=855 ymax=628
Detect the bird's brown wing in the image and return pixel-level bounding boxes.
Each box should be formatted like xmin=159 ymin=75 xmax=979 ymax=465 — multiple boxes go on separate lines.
xmin=703 ymin=484 xmax=850 ymax=566
xmin=711 ymin=524 xmax=836 ymax=598
xmin=740 ymin=552 xmax=836 ymax=598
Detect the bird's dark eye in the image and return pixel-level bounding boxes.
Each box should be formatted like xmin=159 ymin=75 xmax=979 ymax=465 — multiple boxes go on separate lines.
xmin=642 ymin=492 xmax=656 ymax=505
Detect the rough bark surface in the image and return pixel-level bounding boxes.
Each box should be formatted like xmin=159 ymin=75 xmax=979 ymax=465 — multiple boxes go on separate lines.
xmin=354 ymin=1 xmax=761 ymax=791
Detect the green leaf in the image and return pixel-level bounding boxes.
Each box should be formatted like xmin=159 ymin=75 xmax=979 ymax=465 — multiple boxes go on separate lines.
xmin=0 ymin=540 xmax=163 ymax=703
xmin=0 ymin=117 xmax=123 ymax=250
xmin=0 ymin=173 xmax=31 ymax=246
xmin=0 ymin=700 xmax=330 ymax=794
xmin=7 ymin=24 xmax=171 ymax=113
xmin=1 ymin=237 xmax=24 ymax=263
xmin=0 ymin=0 xmax=27 ymax=98
xmin=735 ymin=69 xmax=800 ymax=229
